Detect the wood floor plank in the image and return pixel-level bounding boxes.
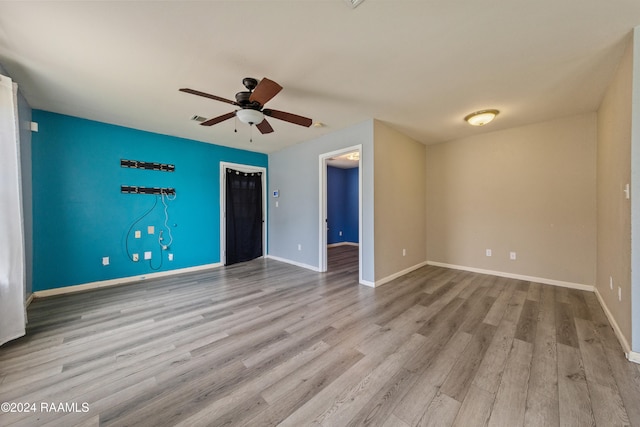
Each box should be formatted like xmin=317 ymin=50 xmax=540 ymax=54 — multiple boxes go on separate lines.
xmin=472 ymin=289 xmax=526 ymax=394
xmin=555 ymin=301 xmax=579 ymax=348
xmin=418 ymin=330 xmax=472 ymax=388
xmin=526 ymin=281 xmax=541 ymax=302
xmin=440 ymin=322 xmax=497 ymax=402
xmin=574 ymin=317 xmax=619 ymax=391
xmin=278 ymin=333 xmax=426 ymax=427
xmin=392 ymin=372 xmax=439 ymax=426
xmin=524 ymin=285 xmax=559 ymax=427
xmin=345 ymin=367 xmax=416 ymax=427
xmin=416 ymin=391 xmax=461 ymax=427
xmin=567 ymin=289 xmax=592 ymax=321
xmin=179 ymin=345 xmax=360 ymax=427
xmin=451 ymin=384 xmax=494 ymax=427
xmin=514 ymin=299 xmax=538 ymax=344
xmin=382 ymin=413 xmax=410 ymax=427
xmin=2 ymin=247 xmax=640 ymax=426
xmin=486 ymin=338 xmax=533 ymax=427
xmin=557 ymin=343 xmax=595 ymax=427
xmin=483 ymin=282 xmax=517 ymax=326
xmin=603 ymin=344 xmax=640 ymax=426
xmin=524 ymin=390 xmax=559 ymax=427
xmin=587 ymin=380 xmax=630 ymax=427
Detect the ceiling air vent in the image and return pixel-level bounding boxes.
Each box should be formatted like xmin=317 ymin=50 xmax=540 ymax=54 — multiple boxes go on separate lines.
xmin=344 ymin=0 xmax=365 ymax=8
xmin=190 ymin=115 xmax=208 ymax=123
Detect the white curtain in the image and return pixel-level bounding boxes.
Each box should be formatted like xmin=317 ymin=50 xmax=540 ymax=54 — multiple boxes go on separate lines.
xmin=0 ymin=73 xmax=26 ymax=346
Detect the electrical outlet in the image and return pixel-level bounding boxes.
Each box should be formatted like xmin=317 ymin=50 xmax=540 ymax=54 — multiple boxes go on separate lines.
xmin=297 ymin=244 xmax=302 ymax=251
xmin=144 ymin=251 xmax=152 ymax=260
xmin=102 ymin=256 xmax=109 ymax=266
xmin=610 ymin=276 xmax=613 ymax=290
xmin=133 ymin=253 xmax=139 ymax=262
xmin=618 ymin=286 xmax=622 ymax=301
xmin=486 ymin=249 xmax=492 ymax=257
xmin=134 ymin=230 xmax=141 ymax=239
xmin=147 ymin=225 xmax=154 ymax=235
xmin=510 ymin=251 xmax=517 ymax=260
xmin=168 ymin=253 xmax=173 ymax=261
xmin=402 ymin=248 xmax=406 ymax=256
xmin=339 ymin=231 xmax=343 ymax=236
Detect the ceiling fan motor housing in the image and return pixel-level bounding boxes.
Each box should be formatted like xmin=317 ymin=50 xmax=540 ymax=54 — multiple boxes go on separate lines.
xmin=242 ymin=77 xmax=258 ymax=91
xmin=235 ymin=91 xmax=260 ymax=108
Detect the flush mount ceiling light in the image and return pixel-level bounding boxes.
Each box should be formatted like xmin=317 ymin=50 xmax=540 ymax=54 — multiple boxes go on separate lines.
xmin=235 ymin=109 xmax=264 ymax=125
xmin=464 ymin=109 xmax=499 ymax=126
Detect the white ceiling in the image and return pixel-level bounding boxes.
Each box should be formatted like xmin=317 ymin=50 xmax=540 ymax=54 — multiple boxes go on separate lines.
xmin=1 ymin=1 xmax=639 ymax=154
xmin=327 ymin=151 xmax=360 ymax=169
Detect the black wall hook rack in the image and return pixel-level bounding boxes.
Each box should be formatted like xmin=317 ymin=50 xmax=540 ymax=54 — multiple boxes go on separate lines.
xmin=121 ymin=185 xmax=176 ymax=196
xmin=121 ymin=159 xmax=175 ymax=172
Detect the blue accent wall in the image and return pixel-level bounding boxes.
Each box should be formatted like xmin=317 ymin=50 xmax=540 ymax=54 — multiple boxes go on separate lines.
xmin=327 ymin=166 xmax=359 ymax=245
xmin=31 ymin=111 xmax=267 ymax=291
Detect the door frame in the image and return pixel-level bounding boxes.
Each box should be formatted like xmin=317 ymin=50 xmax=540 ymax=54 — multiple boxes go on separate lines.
xmin=220 ymin=162 xmax=267 ymax=265
xmin=318 ymin=144 xmax=363 ymax=283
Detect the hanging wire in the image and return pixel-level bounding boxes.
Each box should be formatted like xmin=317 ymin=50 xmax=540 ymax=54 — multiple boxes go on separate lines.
xmin=124 ymin=195 xmax=158 ymax=261
xmin=159 ymin=190 xmax=175 ymax=249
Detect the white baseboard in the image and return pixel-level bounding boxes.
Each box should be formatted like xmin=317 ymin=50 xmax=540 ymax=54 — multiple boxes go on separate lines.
xmin=265 ymin=255 xmax=322 ymax=272
xmin=25 ymin=293 xmax=34 ymax=308
xmin=375 ymin=261 xmax=429 ymax=287
xmin=33 ymin=262 xmax=223 ymax=298
xmin=628 ymin=351 xmax=640 ymax=364
xmin=426 ymin=261 xmax=593 ymax=292
xmin=593 ymin=287 xmax=639 ymax=364
xmin=359 ymin=279 xmax=375 ymax=288
xmin=327 ymin=242 xmax=359 ymax=248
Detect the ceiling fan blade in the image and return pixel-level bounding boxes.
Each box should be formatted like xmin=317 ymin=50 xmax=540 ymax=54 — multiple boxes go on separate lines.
xmin=200 ymin=111 xmax=236 ymax=126
xmin=249 ymin=78 xmax=282 ymax=105
xmin=256 ymin=118 xmax=274 ymax=134
xmin=263 ymin=109 xmax=312 ymax=127
xmin=179 ymin=88 xmax=238 ymax=106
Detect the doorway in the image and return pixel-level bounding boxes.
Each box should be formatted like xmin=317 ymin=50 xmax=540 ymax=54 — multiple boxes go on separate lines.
xmin=220 ymin=162 xmax=267 ymax=266
xmin=319 ymin=145 xmax=363 ymax=282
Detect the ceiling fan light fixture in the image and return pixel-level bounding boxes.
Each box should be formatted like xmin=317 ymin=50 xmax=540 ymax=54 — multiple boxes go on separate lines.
xmin=464 ymin=109 xmax=499 ymax=126
xmin=236 ymin=109 xmax=264 ymax=125
xmin=344 ymin=0 xmax=365 ymax=8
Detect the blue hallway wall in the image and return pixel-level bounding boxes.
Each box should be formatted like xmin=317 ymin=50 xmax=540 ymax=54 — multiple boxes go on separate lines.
xmin=327 ymin=165 xmax=359 ymax=245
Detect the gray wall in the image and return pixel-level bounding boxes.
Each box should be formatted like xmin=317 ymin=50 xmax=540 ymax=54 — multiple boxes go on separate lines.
xmin=373 ymin=121 xmax=426 ymax=282
xmin=268 ymin=120 xmax=375 ymax=283
xmin=428 ymin=114 xmax=597 ymax=286
xmin=631 ymin=27 xmax=640 ymax=353
xmin=0 ymin=63 xmax=33 ymax=296
xmin=597 ymin=35 xmax=633 ymax=349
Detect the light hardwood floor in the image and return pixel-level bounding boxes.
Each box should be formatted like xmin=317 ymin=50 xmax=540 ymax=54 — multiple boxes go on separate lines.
xmin=1 ymin=246 xmax=639 ymax=426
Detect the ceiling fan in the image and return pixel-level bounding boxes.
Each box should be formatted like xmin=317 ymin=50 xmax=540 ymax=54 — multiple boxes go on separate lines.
xmin=180 ymin=77 xmax=312 ymax=136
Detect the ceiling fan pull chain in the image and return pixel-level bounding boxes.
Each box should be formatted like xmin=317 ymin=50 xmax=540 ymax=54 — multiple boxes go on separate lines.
xmin=234 ymin=114 xmax=238 ymax=133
